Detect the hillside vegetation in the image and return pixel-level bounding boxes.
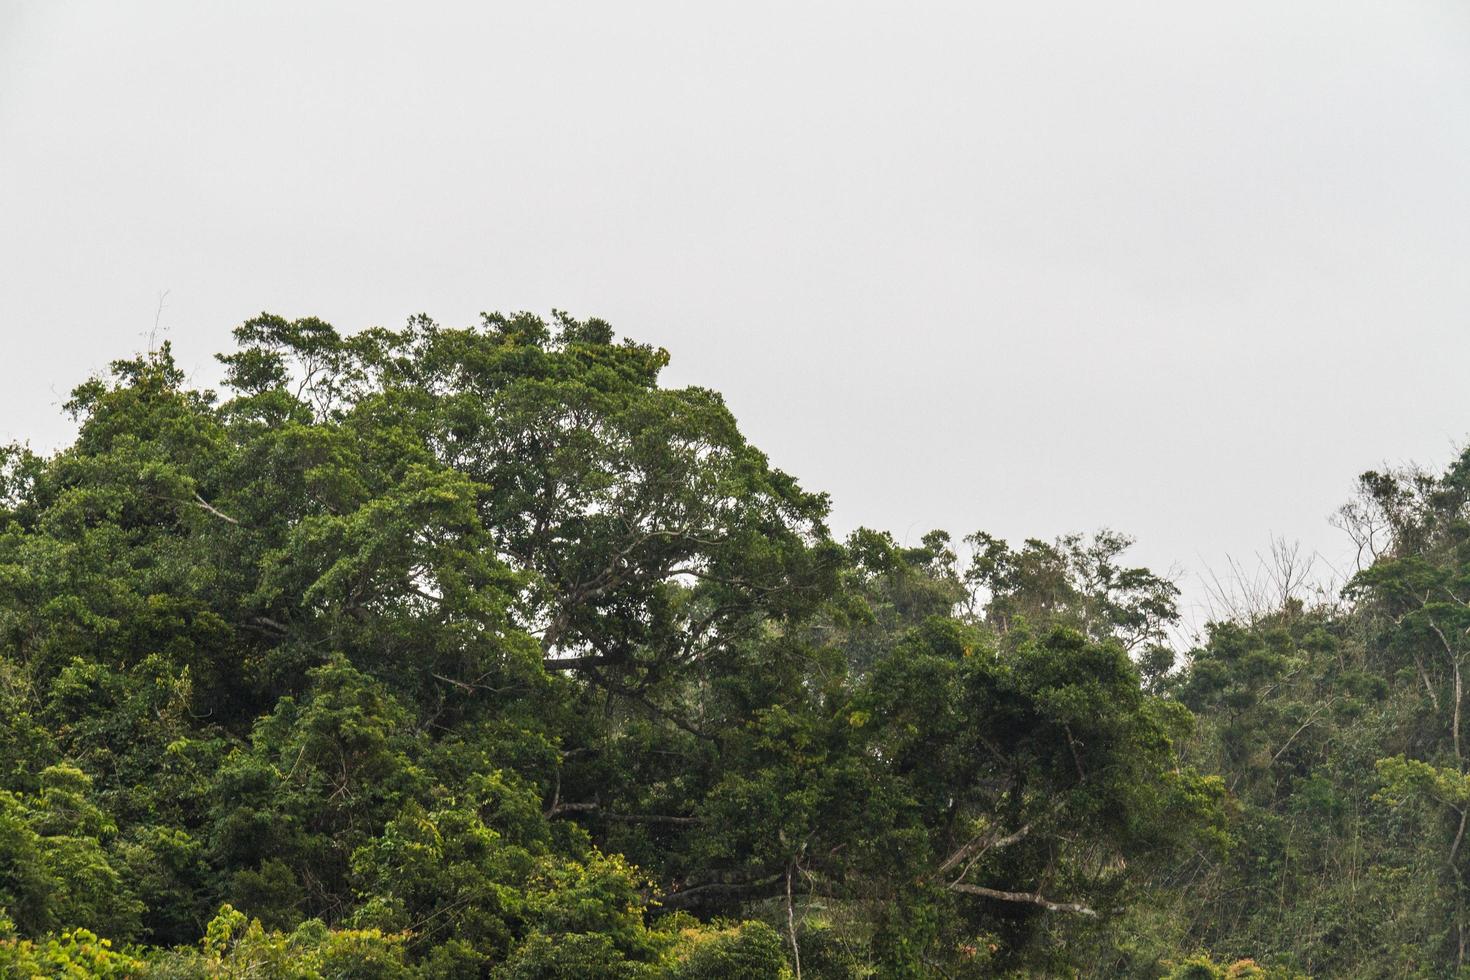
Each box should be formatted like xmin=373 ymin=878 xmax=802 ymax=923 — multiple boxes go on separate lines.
xmin=0 ymin=312 xmax=1464 ymax=977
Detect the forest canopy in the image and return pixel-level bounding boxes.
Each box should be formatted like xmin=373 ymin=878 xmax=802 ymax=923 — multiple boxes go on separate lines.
xmin=0 ymin=311 xmax=1465 ymax=977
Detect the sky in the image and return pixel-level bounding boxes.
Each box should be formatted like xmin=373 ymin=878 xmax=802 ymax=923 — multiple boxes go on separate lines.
xmin=3 ymin=1 xmax=1469 ymax=639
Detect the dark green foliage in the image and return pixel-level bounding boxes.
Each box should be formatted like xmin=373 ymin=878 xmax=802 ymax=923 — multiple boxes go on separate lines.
xmin=1 ymin=308 xmax=1463 ymax=976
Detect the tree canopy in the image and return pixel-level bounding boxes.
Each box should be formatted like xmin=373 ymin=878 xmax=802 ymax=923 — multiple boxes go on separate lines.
xmin=0 ymin=310 xmax=1460 ymax=977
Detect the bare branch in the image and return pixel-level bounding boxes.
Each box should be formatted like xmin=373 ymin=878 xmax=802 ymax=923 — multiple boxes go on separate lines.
xmin=192 ymin=492 xmax=240 ymax=526
xmin=948 ymin=883 xmax=1097 ymax=916
xmin=934 ymin=823 xmax=1032 ymax=880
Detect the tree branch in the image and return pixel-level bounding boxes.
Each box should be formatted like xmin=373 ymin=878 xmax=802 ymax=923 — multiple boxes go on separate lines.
xmin=546 ymin=801 xmax=700 ymax=825
xmin=658 ymin=875 xmax=784 ymax=910
xmin=192 ymin=492 xmax=240 ymax=526
xmin=934 ymin=823 xmax=1032 ymax=879
xmin=948 ymin=883 xmax=1097 ymax=916
xmin=542 ymin=654 xmax=611 ymax=672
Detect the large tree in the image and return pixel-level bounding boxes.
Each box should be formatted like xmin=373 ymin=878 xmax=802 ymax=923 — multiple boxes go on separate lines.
xmin=0 ymin=311 xmax=1226 ymax=977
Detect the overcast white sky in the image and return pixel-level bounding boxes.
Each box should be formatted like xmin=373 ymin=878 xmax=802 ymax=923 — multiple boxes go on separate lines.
xmin=3 ymin=1 xmax=1469 ymax=637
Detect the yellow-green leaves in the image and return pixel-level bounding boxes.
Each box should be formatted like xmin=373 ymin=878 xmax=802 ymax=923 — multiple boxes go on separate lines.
xmin=1375 ymin=755 xmax=1470 ymax=809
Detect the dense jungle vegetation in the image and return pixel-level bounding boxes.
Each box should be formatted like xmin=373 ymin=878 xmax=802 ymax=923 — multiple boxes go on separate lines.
xmin=1 ymin=312 xmax=1467 ymax=977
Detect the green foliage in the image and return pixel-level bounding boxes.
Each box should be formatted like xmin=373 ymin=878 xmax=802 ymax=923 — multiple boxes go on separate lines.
xmin=0 ymin=765 xmax=141 ymax=941
xmin=10 ymin=307 xmax=1466 ymax=976
xmin=663 ymin=920 xmax=791 ymax=979
xmin=142 ymin=904 xmax=414 ymax=978
xmin=1161 ymin=953 xmax=1307 ymax=979
xmin=0 ymin=928 xmax=149 ymax=978
xmin=491 ymin=931 xmax=638 ymax=979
